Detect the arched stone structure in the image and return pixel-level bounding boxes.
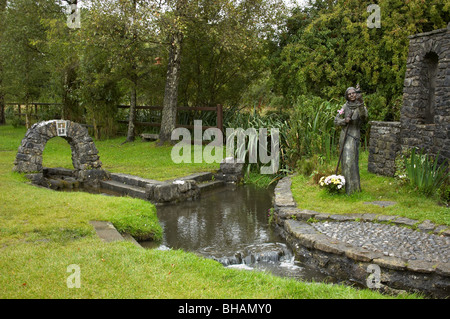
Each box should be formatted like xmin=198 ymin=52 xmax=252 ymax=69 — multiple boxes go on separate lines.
xmin=13 ymin=120 xmax=102 ymax=174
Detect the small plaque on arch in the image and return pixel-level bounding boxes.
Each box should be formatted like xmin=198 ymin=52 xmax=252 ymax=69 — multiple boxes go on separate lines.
xmin=56 ymin=120 xmax=68 ymax=137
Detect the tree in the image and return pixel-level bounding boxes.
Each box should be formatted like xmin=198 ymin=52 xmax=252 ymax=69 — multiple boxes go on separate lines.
xmin=42 ymin=1 xmax=83 ymax=122
xmin=0 ymin=0 xmax=6 ymax=125
xmin=82 ymin=0 xmax=159 ymax=141
xmin=270 ymin=0 xmax=449 ymax=120
xmin=0 ymin=0 xmax=57 ymax=128
xmin=157 ymin=0 xmax=186 ymax=144
xmin=177 ymin=0 xmax=278 ymax=108
xmin=158 ymin=0 xmax=287 ymax=144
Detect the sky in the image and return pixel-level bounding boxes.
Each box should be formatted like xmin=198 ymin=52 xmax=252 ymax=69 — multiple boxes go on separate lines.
xmin=284 ymin=0 xmax=309 ymax=8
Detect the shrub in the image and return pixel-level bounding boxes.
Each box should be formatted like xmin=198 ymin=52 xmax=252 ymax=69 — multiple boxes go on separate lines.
xmin=438 ymin=179 xmax=450 ymax=206
xmin=403 ymin=148 xmax=449 ymax=196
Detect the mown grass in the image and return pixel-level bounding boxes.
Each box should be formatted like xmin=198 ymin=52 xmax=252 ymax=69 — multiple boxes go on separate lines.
xmin=0 ymin=124 xmax=419 ymax=299
xmin=41 ymin=130 xmax=222 ymax=181
xmin=290 ymin=152 xmax=449 ymax=226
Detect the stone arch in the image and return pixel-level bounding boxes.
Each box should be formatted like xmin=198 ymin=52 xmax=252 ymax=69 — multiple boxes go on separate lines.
xmin=413 ymin=38 xmax=445 ymax=125
xmin=13 ymin=120 xmax=102 ymax=174
xmin=422 ymin=51 xmax=439 ymax=124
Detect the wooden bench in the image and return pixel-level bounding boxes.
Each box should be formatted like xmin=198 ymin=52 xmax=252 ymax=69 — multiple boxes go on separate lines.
xmin=141 ymin=133 xmax=159 ymax=141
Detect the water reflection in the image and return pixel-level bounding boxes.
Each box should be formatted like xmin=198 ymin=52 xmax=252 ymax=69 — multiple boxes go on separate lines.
xmin=140 ymin=183 xmax=330 ymax=282
xmin=154 ymin=184 xmax=278 ymax=255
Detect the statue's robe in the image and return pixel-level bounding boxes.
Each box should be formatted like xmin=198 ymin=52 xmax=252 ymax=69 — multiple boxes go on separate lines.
xmin=334 ymin=101 xmax=368 ymax=195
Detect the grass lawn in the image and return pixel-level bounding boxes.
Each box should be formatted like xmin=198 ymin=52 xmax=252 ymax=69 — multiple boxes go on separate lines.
xmin=0 ymin=124 xmax=420 ymax=299
xmin=290 ymin=152 xmax=449 ymax=227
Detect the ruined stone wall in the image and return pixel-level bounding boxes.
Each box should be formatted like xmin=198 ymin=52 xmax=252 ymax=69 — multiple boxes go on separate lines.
xmin=400 ymin=25 xmax=450 ymax=160
xmin=367 ymin=121 xmax=401 ymax=177
xmin=368 ymin=24 xmax=449 ymax=176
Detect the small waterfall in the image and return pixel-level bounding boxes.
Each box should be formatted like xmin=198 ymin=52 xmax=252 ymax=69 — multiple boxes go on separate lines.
xmin=207 ymin=243 xmax=294 ymax=267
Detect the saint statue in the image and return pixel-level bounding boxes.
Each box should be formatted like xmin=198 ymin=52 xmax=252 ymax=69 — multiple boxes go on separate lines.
xmin=334 ymin=86 xmax=368 ymax=195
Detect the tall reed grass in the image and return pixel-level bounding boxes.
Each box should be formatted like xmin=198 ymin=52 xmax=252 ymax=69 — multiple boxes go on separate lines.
xmin=402 ymin=148 xmax=449 ymax=196
xmin=223 ymin=95 xmax=342 ymax=181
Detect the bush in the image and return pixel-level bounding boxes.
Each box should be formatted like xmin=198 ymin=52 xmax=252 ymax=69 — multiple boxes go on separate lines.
xmin=285 ymin=95 xmax=340 ymax=169
xmin=403 ymin=148 xmax=449 ymax=196
xmin=438 ymin=180 xmax=450 ymax=206
xmin=224 ymin=95 xmax=342 ymax=180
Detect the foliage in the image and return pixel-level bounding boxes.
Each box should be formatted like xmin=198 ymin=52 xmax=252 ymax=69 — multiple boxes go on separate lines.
xmin=225 ymin=109 xmax=288 ymax=182
xmin=402 ymin=148 xmax=449 ymax=196
xmin=438 ymin=180 xmax=450 ymax=207
xmin=285 ymin=95 xmax=341 ymax=169
xmin=224 ymin=95 xmax=343 ymax=181
xmin=291 ymin=151 xmax=450 ymax=226
xmin=270 ymin=0 xmax=449 ymax=119
xmin=0 ymin=0 xmax=57 ymax=106
xmin=177 ymin=1 xmax=283 ymax=108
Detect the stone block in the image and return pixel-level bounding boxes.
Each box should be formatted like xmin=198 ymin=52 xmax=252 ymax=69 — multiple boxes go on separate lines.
xmin=417 ymin=220 xmax=436 ymax=232
xmin=406 ymin=260 xmax=435 ymax=273
xmin=373 ymin=256 xmax=407 ymax=270
xmin=314 ymin=238 xmax=346 ymax=255
xmin=345 ymin=247 xmax=383 ymax=262
xmin=153 ymin=184 xmax=179 ymax=202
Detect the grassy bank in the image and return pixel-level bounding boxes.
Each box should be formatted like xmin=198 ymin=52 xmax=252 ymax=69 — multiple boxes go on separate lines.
xmin=290 ymin=152 xmax=449 ymax=226
xmin=0 ymin=124 xmax=418 ymax=299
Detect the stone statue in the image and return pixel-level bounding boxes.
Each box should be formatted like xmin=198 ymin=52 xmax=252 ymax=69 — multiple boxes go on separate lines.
xmin=334 ymin=86 xmax=368 ymax=194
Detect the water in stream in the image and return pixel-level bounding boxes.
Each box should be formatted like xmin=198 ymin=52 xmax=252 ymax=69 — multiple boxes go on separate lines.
xmin=140 ymin=184 xmax=329 ymax=282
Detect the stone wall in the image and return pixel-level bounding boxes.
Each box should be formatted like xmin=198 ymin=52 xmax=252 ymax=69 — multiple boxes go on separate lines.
xmin=272 ymin=177 xmax=450 ymax=298
xmin=13 ymin=120 xmax=106 ymax=186
xmin=400 ymin=24 xmax=450 ymax=160
xmin=368 ymin=121 xmax=401 ymax=176
xmin=368 ymin=24 xmax=450 ymax=175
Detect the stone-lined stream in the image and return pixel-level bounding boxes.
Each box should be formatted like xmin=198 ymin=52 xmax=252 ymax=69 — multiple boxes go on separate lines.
xmin=140 ymin=184 xmax=329 ymax=282
xmin=38 ymin=168 xmax=331 ymax=282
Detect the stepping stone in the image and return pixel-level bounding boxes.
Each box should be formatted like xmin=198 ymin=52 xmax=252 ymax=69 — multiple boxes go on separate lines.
xmin=198 ymin=180 xmax=225 ymax=192
xmin=90 ymin=221 xmax=124 ymax=243
xmin=100 ymin=180 xmax=148 ymax=199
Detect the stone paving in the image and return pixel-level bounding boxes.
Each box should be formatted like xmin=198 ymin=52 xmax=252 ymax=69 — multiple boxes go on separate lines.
xmin=312 ymin=221 xmax=449 ymax=264
xmin=273 ymin=176 xmax=450 ymax=297
xmin=273 ymin=176 xmax=450 ymax=265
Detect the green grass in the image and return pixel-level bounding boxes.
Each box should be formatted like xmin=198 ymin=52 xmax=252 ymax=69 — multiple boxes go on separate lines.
xmin=0 ymin=124 xmax=419 ymax=299
xmin=291 ymin=152 xmax=449 ymax=226
xmin=2 ymin=239 xmax=413 ymax=299
xmin=41 ymin=131 xmax=222 ymax=181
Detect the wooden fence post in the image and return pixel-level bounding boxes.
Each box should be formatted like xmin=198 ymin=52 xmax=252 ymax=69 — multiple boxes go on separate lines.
xmin=217 ymin=104 xmax=223 ymax=134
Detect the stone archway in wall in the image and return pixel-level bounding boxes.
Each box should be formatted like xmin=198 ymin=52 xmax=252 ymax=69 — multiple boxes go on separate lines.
xmin=13 ymin=120 xmax=102 ymax=174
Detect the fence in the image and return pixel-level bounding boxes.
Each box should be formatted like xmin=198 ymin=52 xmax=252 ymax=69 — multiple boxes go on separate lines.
xmin=5 ymin=102 xmax=224 ymax=140
xmin=6 ymin=102 xmax=63 ymax=119
xmin=117 ymin=104 xmax=224 ymax=134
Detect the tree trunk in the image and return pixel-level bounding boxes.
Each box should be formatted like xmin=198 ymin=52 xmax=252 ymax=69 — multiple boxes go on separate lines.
xmin=126 ymin=81 xmax=137 ymax=142
xmin=25 ymin=104 xmax=30 ymax=129
xmin=0 ymin=94 xmax=5 ymax=125
xmin=159 ymin=31 xmax=183 ymax=144
xmin=125 ymin=0 xmax=138 ymax=143
xmin=0 ymin=0 xmax=4 ymax=125
xmin=62 ymin=65 xmax=80 ymax=121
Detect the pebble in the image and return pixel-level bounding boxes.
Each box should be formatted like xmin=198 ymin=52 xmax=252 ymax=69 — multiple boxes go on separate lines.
xmin=312 ymin=221 xmax=450 ymax=263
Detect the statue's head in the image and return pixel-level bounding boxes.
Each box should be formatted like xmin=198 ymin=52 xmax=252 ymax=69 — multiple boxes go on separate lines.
xmin=345 ymin=87 xmax=357 ymax=102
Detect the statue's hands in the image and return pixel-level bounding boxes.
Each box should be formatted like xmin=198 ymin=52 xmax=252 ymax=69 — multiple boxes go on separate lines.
xmin=345 ymin=117 xmax=351 ymax=123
